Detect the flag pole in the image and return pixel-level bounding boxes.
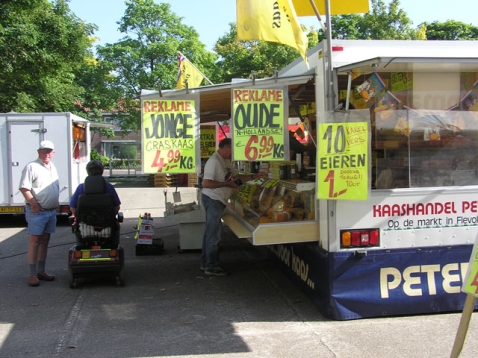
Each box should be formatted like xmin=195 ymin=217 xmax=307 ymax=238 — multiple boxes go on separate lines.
xmin=307 ymin=0 xmax=326 ymax=33
xmin=178 ymin=52 xmax=214 ymax=85
xmin=305 ymin=1 xmax=335 ymax=110
xmin=325 ymin=0 xmax=336 ymax=111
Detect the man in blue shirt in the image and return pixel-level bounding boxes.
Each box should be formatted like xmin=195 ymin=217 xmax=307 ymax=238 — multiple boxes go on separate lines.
xmin=69 ymin=160 xmax=121 ymax=222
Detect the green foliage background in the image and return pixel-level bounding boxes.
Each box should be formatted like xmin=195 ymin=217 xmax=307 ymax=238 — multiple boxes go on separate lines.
xmin=1 ymin=0 xmax=477 ymax=133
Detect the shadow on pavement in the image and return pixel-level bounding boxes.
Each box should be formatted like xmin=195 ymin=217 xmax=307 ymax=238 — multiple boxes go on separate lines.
xmin=0 ymin=187 xmax=326 ymax=358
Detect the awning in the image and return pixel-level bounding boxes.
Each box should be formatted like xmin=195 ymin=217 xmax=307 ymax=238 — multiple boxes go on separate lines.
xmin=140 ymin=72 xmax=316 ymax=124
xmin=71 ymin=115 xmax=115 ymax=129
xmin=88 ymin=122 xmax=115 ymax=128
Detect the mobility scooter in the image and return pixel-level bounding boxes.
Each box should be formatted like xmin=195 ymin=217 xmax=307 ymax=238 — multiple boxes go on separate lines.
xmin=68 ymin=175 xmax=125 ymax=288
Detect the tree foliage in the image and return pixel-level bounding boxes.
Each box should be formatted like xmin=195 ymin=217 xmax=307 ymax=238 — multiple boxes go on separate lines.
xmin=73 ymin=56 xmax=122 ymax=138
xmin=0 ymin=0 xmax=95 ymax=113
xmin=330 ymin=0 xmax=420 ymax=40
xmin=214 ymin=24 xmax=319 ymax=81
xmin=212 ymin=0 xmax=424 ymax=81
xmin=96 ymin=0 xmax=216 ymax=131
xmin=120 ymin=145 xmax=138 ymax=159
xmin=422 ymin=20 xmax=478 ymax=40
xmin=3 ymin=0 xmax=478 ymax=135
xmin=329 ymin=1 xmax=478 ymax=41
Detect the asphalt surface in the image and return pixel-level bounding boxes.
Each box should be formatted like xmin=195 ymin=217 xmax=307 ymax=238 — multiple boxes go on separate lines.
xmin=1 ymin=177 xmax=478 ymax=358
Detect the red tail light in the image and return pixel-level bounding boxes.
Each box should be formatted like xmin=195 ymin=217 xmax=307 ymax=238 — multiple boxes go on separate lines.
xmin=369 ymin=230 xmax=379 ymax=245
xmin=360 ymin=231 xmax=369 ymax=246
xmin=340 ymin=229 xmax=380 ymax=248
xmin=59 ymin=205 xmax=70 ymax=214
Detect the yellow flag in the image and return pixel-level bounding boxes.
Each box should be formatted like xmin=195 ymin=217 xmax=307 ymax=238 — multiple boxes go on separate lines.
xmin=236 ymin=0 xmax=308 ymax=65
xmin=176 ymin=53 xmax=204 ymax=89
xmin=291 ymin=0 xmax=369 ymax=16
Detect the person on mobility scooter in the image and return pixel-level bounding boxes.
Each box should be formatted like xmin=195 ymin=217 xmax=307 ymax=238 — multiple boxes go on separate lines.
xmin=68 ymin=160 xmax=124 ymax=288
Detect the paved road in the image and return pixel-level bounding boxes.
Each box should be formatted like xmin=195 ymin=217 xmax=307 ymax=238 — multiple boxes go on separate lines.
xmin=0 ymin=185 xmax=477 ymax=358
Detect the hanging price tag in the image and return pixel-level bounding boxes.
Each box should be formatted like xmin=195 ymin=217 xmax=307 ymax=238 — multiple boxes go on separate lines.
xmin=141 ymin=98 xmax=198 ymax=174
xmin=200 ymin=124 xmax=216 ymax=158
xmin=317 ymin=122 xmax=369 ymax=201
xmin=232 ymin=88 xmax=287 ymax=161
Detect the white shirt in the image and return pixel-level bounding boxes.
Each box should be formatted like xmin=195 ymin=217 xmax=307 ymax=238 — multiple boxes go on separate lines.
xmin=19 ymin=158 xmax=60 ymax=209
xmin=202 ymin=151 xmax=237 ymax=205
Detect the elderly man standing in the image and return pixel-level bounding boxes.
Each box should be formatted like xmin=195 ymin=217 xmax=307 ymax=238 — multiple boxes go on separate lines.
xmin=19 ymin=140 xmax=60 ymax=287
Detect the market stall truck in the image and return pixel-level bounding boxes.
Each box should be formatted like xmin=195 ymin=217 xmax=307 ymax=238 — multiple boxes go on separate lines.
xmin=139 ymin=39 xmax=478 ymax=320
xmin=225 ymin=40 xmax=478 ymax=320
xmin=0 ymin=112 xmax=92 ymax=215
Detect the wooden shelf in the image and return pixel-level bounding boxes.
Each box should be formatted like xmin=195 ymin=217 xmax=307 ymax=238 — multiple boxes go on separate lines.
xmin=222 ymin=208 xmax=319 ymax=245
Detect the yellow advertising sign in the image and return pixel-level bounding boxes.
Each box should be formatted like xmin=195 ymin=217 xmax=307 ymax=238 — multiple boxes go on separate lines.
xmin=236 ymin=183 xmax=258 ymax=204
xmin=291 ymin=0 xmax=369 ymax=16
xmin=232 ymin=88 xmax=286 ymax=161
xmin=317 ymin=122 xmax=369 ymax=200
xmin=200 ymin=125 xmax=217 ymax=158
xmin=142 ymin=99 xmax=198 ymax=174
xmin=391 ymin=72 xmax=413 ymax=93
xmin=462 ymin=235 xmax=478 ymax=298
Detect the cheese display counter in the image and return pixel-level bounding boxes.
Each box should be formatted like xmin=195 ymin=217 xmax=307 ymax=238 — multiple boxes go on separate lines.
xmin=222 ymin=178 xmax=318 ymax=245
xmin=373 ymin=109 xmax=478 ymax=189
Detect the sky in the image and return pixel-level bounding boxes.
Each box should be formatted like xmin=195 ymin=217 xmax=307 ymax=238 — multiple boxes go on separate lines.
xmin=68 ymin=0 xmax=477 ymax=51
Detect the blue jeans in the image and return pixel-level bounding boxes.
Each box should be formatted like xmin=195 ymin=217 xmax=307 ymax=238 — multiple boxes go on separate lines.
xmin=201 ymin=194 xmax=226 ymax=270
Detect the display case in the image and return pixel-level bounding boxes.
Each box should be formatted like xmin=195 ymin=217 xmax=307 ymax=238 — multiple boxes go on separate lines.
xmin=222 ymin=178 xmax=318 ymax=245
xmin=373 ymin=109 xmax=478 ymax=189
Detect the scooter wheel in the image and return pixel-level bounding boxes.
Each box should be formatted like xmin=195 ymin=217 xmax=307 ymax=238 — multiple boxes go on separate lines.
xmin=68 ymin=271 xmax=78 ymax=289
xmin=115 ymin=268 xmax=125 ymax=287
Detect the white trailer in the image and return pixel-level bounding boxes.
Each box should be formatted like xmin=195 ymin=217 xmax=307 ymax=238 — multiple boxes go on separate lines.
xmin=0 ymin=112 xmax=92 ymax=215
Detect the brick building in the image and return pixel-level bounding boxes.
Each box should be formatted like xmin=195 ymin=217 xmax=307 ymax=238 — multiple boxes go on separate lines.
xmin=90 ymin=112 xmax=141 ymax=161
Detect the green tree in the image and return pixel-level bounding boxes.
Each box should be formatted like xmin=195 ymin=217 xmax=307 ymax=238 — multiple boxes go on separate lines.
xmin=97 ymin=0 xmax=216 ymax=131
xmin=91 ymin=149 xmax=109 ymax=166
xmin=214 ymin=23 xmax=319 ymax=81
xmin=212 ymin=0 xmax=426 ymax=81
xmin=120 ymin=145 xmax=138 ymax=160
xmin=421 ymin=20 xmax=478 ymax=40
xmin=330 ymin=0 xmax=420 ymax=40
xmin=72 ymin=55 xmax=123 ymax=139
xmin=0 ymin=0 xmax=95 ymax=112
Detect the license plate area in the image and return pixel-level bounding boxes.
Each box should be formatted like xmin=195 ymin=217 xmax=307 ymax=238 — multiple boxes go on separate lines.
xmin=0 ymin=206 xmax=24 ymax=213
xmin=80 ymin=250 xmax=111 ymax=260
